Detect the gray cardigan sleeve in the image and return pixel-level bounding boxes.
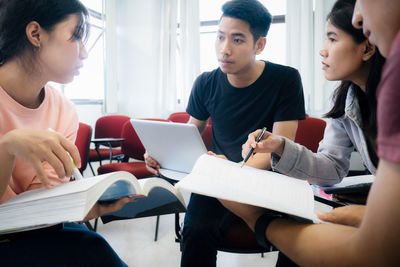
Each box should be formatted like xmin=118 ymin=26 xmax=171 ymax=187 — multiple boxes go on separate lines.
xmin=271 ymin=118 xmax=355 ymax=186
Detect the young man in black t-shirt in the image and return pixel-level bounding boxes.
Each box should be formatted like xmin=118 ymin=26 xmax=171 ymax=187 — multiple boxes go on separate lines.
xmin=145 ymin=0 xmax=305 ymax=266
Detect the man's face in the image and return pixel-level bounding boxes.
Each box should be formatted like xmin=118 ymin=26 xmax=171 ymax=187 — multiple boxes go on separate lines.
xmin=215 ymin=16 xmax=265 ymax=75
xmin=352 ymin=0 xmax=400 ymax=57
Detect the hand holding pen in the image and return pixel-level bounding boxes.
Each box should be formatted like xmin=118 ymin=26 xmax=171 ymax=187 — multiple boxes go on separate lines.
xmin=1 ymin=129 xmax=81 ymax=188
xmin=241 ymin=127 xmax=286 ymax=167
xmin=48 ymin=128 xmax=83 ymax=181
xmin=241 ymin=127 xmax=267 ymax=167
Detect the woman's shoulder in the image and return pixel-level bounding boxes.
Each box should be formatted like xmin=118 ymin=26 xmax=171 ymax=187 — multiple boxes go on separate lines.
xmin=44 ymin=84 xmax=75 ymax=109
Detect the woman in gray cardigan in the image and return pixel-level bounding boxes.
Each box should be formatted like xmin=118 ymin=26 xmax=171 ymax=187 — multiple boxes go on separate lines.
xmin=243 ymin=1 xmax=385 ymax=187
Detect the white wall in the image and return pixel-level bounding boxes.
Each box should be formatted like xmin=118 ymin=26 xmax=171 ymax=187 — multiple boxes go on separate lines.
xmin=75 ymin=104 xmax=103 ymax=128
xmin=115 ymin=0 xmax=163 ymax=119
xmin=75 ymin=1 xmax=165 ymax=131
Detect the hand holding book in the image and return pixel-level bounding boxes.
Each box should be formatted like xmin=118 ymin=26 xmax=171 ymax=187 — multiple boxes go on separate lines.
xmin=84 ymin=196 xmax=137 ymax=221
xmin=0 ymin=172 xmax=186 ymax=233
xmin=317 ymin=205 xmax=365 ymax=227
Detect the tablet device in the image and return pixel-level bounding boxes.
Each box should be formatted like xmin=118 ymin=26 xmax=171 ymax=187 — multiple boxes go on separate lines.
xmin=323 ymin=183 xmax=372 ymax=194
xmin=131 ymin=119 xmax=207 ymax=180
xmin=320 ymin=175 xmax=375 ymax=195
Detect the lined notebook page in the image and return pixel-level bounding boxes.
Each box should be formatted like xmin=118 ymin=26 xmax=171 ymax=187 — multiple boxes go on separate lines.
xmin=177 ymin=154 xmax=317 ymax=222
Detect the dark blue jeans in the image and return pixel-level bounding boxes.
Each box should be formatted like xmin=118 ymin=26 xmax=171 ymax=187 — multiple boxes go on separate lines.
xmin=0 ymin=222 xmax=127 ymax=267
xmin=180 ymin=193 xmax=238 ymax=267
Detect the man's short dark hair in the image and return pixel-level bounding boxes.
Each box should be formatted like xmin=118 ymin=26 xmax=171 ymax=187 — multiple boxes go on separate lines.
xmin=221 ymin=0 xmax=272 ymax=42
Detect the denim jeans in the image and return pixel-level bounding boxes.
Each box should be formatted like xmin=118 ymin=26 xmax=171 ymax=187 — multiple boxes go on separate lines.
xmin=0 ymin=222 xmax=127 ymax=266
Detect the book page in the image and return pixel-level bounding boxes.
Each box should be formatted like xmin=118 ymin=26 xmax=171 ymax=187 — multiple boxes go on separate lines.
xmin=139 ymin=178 xmax=185 ymax=205
xmin=177 ymin=155 xmax=317 ymax=222
xmin=2 ymin=173 xmax=116 ymax=205
xmin=0 ymin=171 xmax=140 ymax=232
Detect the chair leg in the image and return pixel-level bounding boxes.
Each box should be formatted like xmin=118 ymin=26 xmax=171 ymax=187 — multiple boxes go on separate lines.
xmin=88 ymin=162 xmax=96 ymax=176
xmin=84 ymin=221 xmax=95 ymax=231
xmin=84 ymin=219 xmax=98 ymax=232
xmin=174 ymin=213 xmax=182 ymax=243
xmin=94 ymin=218 xmax=98 ymax=232
xmin=95 ymin=145 xmax=103 ymax=166
xmin=154 ymin=215 xmax=160 ymax=241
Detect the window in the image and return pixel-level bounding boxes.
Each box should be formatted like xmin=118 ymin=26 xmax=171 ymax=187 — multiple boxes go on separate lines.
xmin=199 ymin=0 xmax=287 ymax=72
xmin=51 ymin=0 xmax=105 ymax=103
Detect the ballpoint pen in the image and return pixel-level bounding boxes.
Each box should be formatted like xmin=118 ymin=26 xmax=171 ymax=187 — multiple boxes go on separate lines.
xmin=48 ymin=128 xmax=83 ymax=180
xmin=241 ymin=127 xmax=267 ymax=168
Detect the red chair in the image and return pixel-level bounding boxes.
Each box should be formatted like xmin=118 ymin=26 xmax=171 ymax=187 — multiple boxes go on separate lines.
xmin=168 ymin=112 xmax=213 ymax=151
xmin=295 ymin=115 xmax=326 ymax=152
xmin=75 ymin=122 xmax=92 ymax=174
xmin=167 ymin=112 xmax=190 ymax=123
xmin=88 ymin=115 xmax=130 ymax=172
xmin=96 ymin=119 xmax=168 ymax=177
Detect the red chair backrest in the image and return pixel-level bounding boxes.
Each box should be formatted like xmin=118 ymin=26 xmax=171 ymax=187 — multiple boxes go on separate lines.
xmin=75 ymin=122 xmax=92 ymax=173
xmin=168 ymin=112 xmax=212 ymax=125
xmin=294 ymin=115 xmax=326 ymax=153
xmin=168 ymin=112 xmax=190 ymax=123
xmin=94 ymin=115 xmax=130 ymax=147
xmin=120 ymin=119 xmax=170 ymax=160
xmin=202 ymin=124 xmax=213 ymax=151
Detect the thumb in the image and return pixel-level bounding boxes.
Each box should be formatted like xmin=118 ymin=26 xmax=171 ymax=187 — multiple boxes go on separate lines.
xmin=317 ymin=211 xmax=329 ymax=221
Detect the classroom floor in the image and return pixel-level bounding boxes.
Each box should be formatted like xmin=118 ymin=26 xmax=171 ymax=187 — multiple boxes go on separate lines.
xmin=95 ymin=213 xmax=278 ymax=267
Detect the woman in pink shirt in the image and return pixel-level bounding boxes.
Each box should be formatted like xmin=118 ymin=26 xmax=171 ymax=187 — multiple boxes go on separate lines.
xmin=0 ymin=1 xmax=128 ymax=266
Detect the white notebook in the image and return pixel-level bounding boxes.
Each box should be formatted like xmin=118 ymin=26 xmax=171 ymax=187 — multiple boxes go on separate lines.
xmin=177 ymin=154 xmax=321 ymax=223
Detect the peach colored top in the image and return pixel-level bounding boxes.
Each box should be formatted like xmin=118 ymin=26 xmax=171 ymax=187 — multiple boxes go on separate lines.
xmin=0 ymin=84 xmax=78 ymax=203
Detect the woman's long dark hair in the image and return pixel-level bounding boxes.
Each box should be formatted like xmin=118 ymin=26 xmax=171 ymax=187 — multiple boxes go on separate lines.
xmin=324 ymin=0 xmax=385 ymax=164
xmin=0 ymin=0 xmax=89 ymax=66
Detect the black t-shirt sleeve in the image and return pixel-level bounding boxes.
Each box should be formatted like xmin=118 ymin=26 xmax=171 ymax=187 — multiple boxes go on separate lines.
xmin=186 ymin=74 xmax=210 ymax=121
xmin=274 ymin=68 xmax=306 ymax=122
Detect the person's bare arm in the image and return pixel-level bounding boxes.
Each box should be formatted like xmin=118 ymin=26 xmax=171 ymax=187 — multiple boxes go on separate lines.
xmin=188 ymin=116 xmax=207 ymax=134
xmin=145 ymin=116 xmax=208 ymax=175
xmin=244 ymin=120 xmax=298 ymax=169
xmin=267 ymin=159 xmax=400 ymax=266
xmin=224 ymin=159 xmax=400 ymax=266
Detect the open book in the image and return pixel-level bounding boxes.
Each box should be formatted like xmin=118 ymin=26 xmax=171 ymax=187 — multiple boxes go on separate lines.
xmin=176 ymin=154 xmax=321 ymax=223
xmin=0 ymin=172 xmax=186 ymax=234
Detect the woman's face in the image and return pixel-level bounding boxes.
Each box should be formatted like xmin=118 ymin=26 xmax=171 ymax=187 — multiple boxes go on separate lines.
xmin=352 ymin=0 xmax=400 ymax=57
xmin=320 ymin=21 xmax=367 ymax=82
xmin=38 ymin=14 xmax=88 ymax=84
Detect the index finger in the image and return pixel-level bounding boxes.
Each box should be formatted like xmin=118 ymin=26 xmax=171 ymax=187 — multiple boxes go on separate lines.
xmin=60 ymin=137 xmax=81 ymax=169
xmin=248 ymin=129 xmax=262 ymax=147
xmin=31 ymin=157 xmax=54 ymax=188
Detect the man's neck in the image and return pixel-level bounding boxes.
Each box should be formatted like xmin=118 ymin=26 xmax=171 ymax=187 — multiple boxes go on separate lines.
xmin=226 ymin=60 xmax=265 ymax=88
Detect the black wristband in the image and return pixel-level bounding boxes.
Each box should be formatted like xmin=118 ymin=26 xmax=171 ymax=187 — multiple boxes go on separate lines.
xmin=254 ymin=211 xmax=282 ymax=248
